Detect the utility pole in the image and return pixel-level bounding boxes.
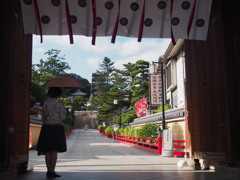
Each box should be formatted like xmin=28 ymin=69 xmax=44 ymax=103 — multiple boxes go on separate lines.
xmin=152 ymin=58 xmax=165 ymax=131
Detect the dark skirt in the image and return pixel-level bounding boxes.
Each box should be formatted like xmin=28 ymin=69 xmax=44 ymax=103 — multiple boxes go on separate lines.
xmin=36 ymin=125 xmax=67 ymax=155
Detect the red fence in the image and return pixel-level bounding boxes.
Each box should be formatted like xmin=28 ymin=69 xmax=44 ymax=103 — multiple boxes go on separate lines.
xmin=97 ymin=129 xmax=189 ymax=157
xmin=173 ymin=139 xmax=190 ymax=157
xmin=114 ymin=134 xmax=162 ymax=155
xmin=65 ymin=128 xmax=72 ymax=137
xmin=98 ymin=128 xmax=112 ymax=138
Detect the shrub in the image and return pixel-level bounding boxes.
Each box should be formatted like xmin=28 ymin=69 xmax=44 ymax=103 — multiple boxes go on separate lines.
xmin=64 ymin=124 xmax=71 ymax=132
xmin=116 ymin=110 xmax=137 ymax=124
xmin=116 ymin=128 xmax=124 ymax=135
xmin=116 ymin=123 xmax=162 ymax=138
xmin=105 ymin=126 xmax=114 ymax=134
xmin=157 ymin=104 xmax=172 ymax=113
xmin=97 ymin=124 xmax=103 ymax=129
xmin=138 ymin=123 xmax=161 ymax=138
xmin=63 ymin=110 xmax=75 ymax=127
xmin=100 ymin=125 xmax=106 ymax=131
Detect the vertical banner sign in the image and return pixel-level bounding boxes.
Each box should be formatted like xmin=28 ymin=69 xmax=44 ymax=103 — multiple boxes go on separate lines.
xmin=162 ymin=130 xmax=173 ymax=157
xmin=135 ymin=98 xmax=148 ymax=118
xmin=141 ymin=98 xmax=147 ymax=116
xmin=150 ymin=74 xmax=162 ymax=105
xmin=135 ymin=101 xmax=141 ymax=118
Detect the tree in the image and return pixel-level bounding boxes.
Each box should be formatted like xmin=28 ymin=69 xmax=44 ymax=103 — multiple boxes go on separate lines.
xmin=110 ymin=62 xmax=135 ymax=123
xmin=36 ymin=49 xmax=70 ymax=75
xmin=112 ymin=62 xmax=134 ymax=89
xmin=91 ymin=58 xmax=150 ymax=125
xmin=72 ymin=96 xmax=86 ymax=111
xmin=95 ymin=57 xmax=115 ymax=93
xmin=66 ymin=73 xmax=91 ymax=98
xmin=96 ymin=91 xmax=116 ymax=123
xmin=130 ymin=60 xmax=149 ymax=103
xmin=93 ymin=57 xmax=116 ymax=123
xmin=31 ymin=49 xmax=90 ymax=106
xmin=33 ymin=49 xmax=70 ymax=85
xmin=112 ymin=62 xmax=134 ymax=101
xmin=31 ymin=82 xmax=47 ymax=105
xmin=86 ymin=94 xmax=98 ymax=111
xmin=115 ymin=110 xmax=137 ymax=124
xmin=95 ymin=60 xmax=149 ymax=125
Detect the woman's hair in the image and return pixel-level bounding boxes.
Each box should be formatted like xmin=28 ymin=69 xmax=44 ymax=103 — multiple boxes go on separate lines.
xmin=47 ymin=87 xmax=62 ymax=97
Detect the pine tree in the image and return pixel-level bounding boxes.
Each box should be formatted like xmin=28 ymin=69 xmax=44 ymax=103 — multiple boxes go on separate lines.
xmin=130 ymin=60 xmax=149 ymax=103
xmin=95 ymin=57 xmax=115 ymax=93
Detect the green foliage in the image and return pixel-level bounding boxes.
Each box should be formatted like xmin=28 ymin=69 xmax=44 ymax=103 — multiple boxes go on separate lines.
xmin=116 ymin=126 xmax=140 ymax=137
xmin=130 ymin=60 xmax=149 ymax=104
xmin=111 ymin=62 xmax=134 ymax=105
xmin=60 ymin=98 xmax=72 ymax=109
xmin=95 ymin=89 xmax=122 ymax=123
xmin=112 ymin=62 xmax=134 ymax=91
xmin=66 ymin=73 xmax=91 ymax=98
xmin=63 ymin=110 xmax=75 ymax=127
xmin=72 ymin=96 xmax=86 ymax=111
xmin=137 ymin=123 xmax=161 ymax=138
xmin=117 ymin=123 xmax=162 ymax=139
xmin=31 ymin=49 xmax=90 ymax=107
xmin=95 ymin=57 xmax=115 ymax=93
xmin=97 ymin=112 xmax=116 ymax=124
xmin=97 ymin=124 xmax=108 ymax=132
xmin=92 ymin=57 xmax=119 ymax=123
xmin=115 ymin=110 xmax=137 ymax=125
xmin=36 ymin=49 xmax=70 ymax=76
xmin=86 ymin=95 xmax=98 ymax=111
xmin=97 ymin=124 xmax=103 ymax=129
xmin=105 ymin=126 xmax=114 ymax=134
xmin=32 ymin=49 xmax=70 ymax=87
xmin=95 ymin=58 xmax=150 ymax=125
xmin=157 ymin=104 xmax=172 ymax=113
xmin=31 ymin=82 xmax=47 ymax=104
xmin=64 ymin=124 xmax=71 ymax=132
xmin=30 ymin=95 xmax=36 ymax=107
xmin=130 ymin=60 xmax=149 ymax=77
xmin=31 ymin=49 xmax=70 ymax=105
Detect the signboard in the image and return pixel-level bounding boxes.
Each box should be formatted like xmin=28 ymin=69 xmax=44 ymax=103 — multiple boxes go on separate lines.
xmin=162 ymin=130 xmax=173 ymax=157
xmin=141 ymin=98 xmax=147 ymax=116
xmin=150 ymin=74 xmax=162 ymax=105
xmin=135 ymin=101 xmax=141 ymax=118
xmin=135 ymin=98 xmax=147 ymax=118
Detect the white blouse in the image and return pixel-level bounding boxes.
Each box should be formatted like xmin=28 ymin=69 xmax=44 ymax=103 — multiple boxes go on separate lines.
xmin=42 ymin=98 xmax=66 ymax=125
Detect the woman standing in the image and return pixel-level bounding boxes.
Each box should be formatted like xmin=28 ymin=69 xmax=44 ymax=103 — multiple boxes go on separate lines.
xmin=36 ymin=87 xmax=67 ymax=178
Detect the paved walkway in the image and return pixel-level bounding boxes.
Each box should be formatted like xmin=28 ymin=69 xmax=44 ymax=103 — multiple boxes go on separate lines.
xmin=18 ymin=129 xmax=231 ymax=180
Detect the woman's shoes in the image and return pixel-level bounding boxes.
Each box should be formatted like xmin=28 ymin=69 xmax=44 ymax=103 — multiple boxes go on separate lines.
xmin=46 ymin=171 xmax=61 ymax=178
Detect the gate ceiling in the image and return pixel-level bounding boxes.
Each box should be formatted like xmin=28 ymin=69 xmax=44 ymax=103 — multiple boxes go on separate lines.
xmin=21 ymin=0 xmax=212 ymax=44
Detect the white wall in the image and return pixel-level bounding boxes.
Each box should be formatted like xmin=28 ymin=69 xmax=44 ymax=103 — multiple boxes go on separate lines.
xmin=176 ymin=56 xmax=185 ymax=107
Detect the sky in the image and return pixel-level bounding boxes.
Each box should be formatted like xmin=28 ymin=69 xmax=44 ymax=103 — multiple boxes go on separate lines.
xmin=32 ymin=35 xmax=171 ymax=82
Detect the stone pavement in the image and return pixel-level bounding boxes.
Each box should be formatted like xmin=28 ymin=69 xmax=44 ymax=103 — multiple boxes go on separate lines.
xmin=17 ymin=129 xmax=232 ymax=180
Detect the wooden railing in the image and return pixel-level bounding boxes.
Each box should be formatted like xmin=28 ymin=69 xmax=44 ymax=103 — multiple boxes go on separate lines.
xmin=97 ymin=129 xmax=189 ymax=157
xmin=173 ymin=139 xmax=189 ymax=157
xmin=114 ymin=134 xmax=162 ymax=155
xmin=98 ymin=128 xmax=112 ymax=138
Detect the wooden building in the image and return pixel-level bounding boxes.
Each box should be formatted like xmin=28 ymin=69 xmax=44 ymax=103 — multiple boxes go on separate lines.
xmin=131 ymin=39 xmax=188 ymax=149
xmin=185 ymin=0 xmax=240 ymax=169
xmin=0 ymin=1 xmax=32 ymax=178
xmin=0 ymin=0 xmax=239 ymax=179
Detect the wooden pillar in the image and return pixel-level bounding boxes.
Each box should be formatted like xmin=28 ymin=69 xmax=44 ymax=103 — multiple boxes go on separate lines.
xmin=0 ymin=0 xmax=32 ymax=174
xmin=185 ymin=0 xmax=240 ymax=164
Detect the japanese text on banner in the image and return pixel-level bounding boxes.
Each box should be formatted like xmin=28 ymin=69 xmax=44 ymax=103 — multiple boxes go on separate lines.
xmin=150 ymin=74 xmax=162 ymax=105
